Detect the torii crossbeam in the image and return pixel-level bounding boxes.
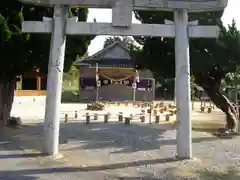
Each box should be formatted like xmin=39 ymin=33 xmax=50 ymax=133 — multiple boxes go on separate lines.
xmin=18 ymin=0 xmax=228 ymax=159
xmin=19 ymin=0 xmax=227 ymax=11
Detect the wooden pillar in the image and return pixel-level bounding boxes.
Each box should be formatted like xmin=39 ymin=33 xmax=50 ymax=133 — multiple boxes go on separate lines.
xmin=37 ymin=76 xmax=41 ymax=90
xmin=16 ymin=76 xmax=23 ymax=90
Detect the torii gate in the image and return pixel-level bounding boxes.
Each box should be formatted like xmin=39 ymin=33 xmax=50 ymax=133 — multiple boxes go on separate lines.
xmin=19 ymin=0 xmax=228 ymax=159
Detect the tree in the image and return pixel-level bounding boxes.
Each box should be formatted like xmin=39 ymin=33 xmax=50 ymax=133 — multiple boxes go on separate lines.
xmin=0 ymin=1 xmax=93 ymax=125
xmin=63 ymin=64 xmax=80 ymax=82
xmin=103 ymin=36 xmax=134 ymax=49
xmin=222 ymin=67 xmax=240 ymax=103
xmin=132 ymin=10 xmax=240 ymax=134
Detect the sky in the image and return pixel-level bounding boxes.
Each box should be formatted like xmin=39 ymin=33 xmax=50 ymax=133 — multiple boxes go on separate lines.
xmin=87 ymin=0 xmax=240 ymax=55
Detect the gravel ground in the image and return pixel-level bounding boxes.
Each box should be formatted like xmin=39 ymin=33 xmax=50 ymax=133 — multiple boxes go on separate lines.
xmin=11 ymin=96 xmax=224 ymax=123
xmin=1 ymin=120 xmax=240 ymax=180
xmin=0 ymin=97 xmax=237 ymax=180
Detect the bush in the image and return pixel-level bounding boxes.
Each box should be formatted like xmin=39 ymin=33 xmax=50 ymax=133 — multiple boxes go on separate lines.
xmin=7 ymin=116 xmax=22 ymax=127
xmin=86 ymin=102 xmax=105 ymax=111
xmin=61 ymin=90 xmax=79 ymax=103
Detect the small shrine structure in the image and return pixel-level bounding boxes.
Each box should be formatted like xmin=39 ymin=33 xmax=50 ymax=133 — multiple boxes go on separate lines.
xmin=75 ymin=41 xmax=155 ymax=102
xmin=14 ymin=68 xmax=47 ymax=96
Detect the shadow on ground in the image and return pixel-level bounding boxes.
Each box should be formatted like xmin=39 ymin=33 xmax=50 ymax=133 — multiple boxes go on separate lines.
xmin=0 ymin=121 xmax=221 ymax=155
xmin=0 ymin=163 xmax=239 ymax=180
xmin=1 ymin=121 xmax=240 ymax=180
xmin=192 ymin=120 xmax=225 ymax=134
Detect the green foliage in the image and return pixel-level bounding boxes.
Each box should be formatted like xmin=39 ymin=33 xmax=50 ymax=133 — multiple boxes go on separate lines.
xmin=132 ymin=10 xmax=240 ymax=94
xmin=103 ymin=36 xmax=134 ymax=49
xmin=61 ymin=90 xmax=79 ymax=103
xmin=63 ymin=64 xmax=79 ymax=92
xmin=0 ymin=15 xmax=11 ymax=43
xmin=61 ymin=62 xmax=80 ymax=102
xmin=221 ymin=67 xmax=240 ymax=102
xmin=0 ymin=2 xmax=28 ymax=81
xmin=223 ymin=67 xmax=240 ymax=88
xmin=63 ymin=64 xmax=79 ymax=81
xmin=0 ymin=1 xmax=93 ymax=82
xmin=61 ymin=64 xmax=80 ymax=103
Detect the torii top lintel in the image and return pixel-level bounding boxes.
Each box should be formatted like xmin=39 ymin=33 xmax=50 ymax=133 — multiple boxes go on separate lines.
xmin=18 ymin=0 xmax=228 ymax=12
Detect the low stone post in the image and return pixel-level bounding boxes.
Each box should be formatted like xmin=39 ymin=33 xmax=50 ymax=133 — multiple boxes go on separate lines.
xmin=147 ymin=108 xmax=152 ymax=124
xmin=125 ymin=117 xmax=131 ymax=125
xmin=140 ymin=113 xmax=145 ymax=123
xmin=74 ymin=111 xmax=78 ymax=118
xmin=160 ymin=108 xmax=164 ymax=113
xmin=165 ymin=114 xmax=170 ymax=121
xmin=153 ymin=109 xmax=157 ymax=116
xmin=64 ymin=114 xmax=68 ymax=123
xmin=140 ymin=110 xmax=145 ymax=122
xmin=118 ymin=112 xmax=123 ymax=122
xmin=208 ymin=107 xmax=212 ymax=113
xmin=86 ymin=113 xmax=90 ymax=124
xmin=94 ymin=113 xmax=98 ymax=120
xmin=155 ymin=115 xmax=160 ymax=124
xmin=104 ymin=113 xmax=109 ymax=123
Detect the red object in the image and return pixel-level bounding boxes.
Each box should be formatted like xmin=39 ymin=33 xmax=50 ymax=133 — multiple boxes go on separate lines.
xmin=31 ymin=68 xmax=40 ymax=76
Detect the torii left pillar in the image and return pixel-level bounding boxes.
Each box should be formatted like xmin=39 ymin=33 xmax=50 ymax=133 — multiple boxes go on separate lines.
xmin=43 ymin=5 xmax=68 ymax=157
xmin=174 ymin=9 xmax=192 ymax=158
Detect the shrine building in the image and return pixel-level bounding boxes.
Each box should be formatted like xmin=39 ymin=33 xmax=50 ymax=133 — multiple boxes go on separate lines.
xmin=14 ymin=68 xmax=47 ymax=96
xmin=75 ymin=41 xmax=155 ymax=102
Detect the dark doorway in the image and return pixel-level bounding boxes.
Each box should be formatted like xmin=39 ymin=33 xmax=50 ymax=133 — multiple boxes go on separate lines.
xmin=22 ymin=78 xmax=37 ymax=90
xmin=41 ymin=78 xmax=47 ymax=90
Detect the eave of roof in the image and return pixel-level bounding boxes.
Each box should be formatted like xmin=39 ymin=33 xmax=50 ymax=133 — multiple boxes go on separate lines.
xmin=75 ymin=41 xmax=130 ymax=66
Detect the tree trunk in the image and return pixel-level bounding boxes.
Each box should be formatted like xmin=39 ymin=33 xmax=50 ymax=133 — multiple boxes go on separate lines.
xmin=0 ymin=79 xmax=16 ymax=127
xmin=205 ymin=88 xmax=239 ymax=132
xmin=195 ymin=70 xmax=239 ymax=134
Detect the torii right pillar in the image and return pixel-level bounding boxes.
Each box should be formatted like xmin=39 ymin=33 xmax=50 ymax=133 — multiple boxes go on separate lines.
xmin=174 ymin=9 xmax=192 ymax=159
xmin=167 ymin=9 xmax=219 ymax=159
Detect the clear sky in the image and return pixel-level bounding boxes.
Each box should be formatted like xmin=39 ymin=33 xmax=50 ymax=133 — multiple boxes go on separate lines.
xmin=87 ymin=0 xmax=240 ymax=55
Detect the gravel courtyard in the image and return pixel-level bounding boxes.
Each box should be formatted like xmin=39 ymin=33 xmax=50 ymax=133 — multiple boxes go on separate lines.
xmin=1 ymin=96 xmax=240 ymax=179
xmin=1 ymin=121 xmax=240 ymax=180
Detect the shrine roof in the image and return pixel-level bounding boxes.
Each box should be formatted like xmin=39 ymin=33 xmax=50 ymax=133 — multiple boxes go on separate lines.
xmin=75 ymin=41 xmax=132 ymax=66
